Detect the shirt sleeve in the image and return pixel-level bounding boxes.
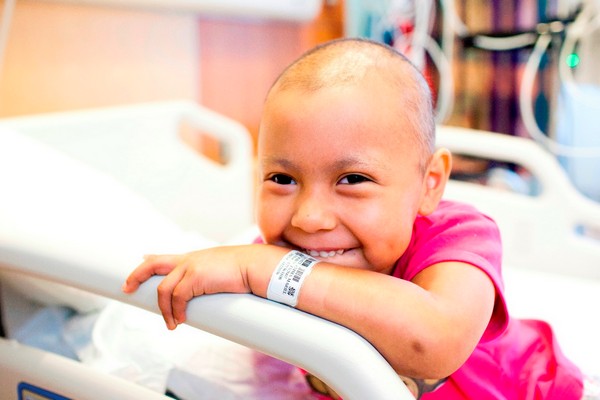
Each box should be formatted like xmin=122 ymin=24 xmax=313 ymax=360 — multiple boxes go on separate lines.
xmin=394 ymin=200 xmax=508 ymax=341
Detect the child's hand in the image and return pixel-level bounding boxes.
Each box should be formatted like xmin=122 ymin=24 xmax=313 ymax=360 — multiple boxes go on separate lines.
xmin=122 ymin=246 xmax=256 ymax=330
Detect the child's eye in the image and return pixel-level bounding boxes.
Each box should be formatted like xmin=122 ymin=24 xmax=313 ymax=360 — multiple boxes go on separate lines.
xmin=268 ymin=174 xmax=296 ymax=185
xmin=338 ymin=174 xmax=371 ymax=185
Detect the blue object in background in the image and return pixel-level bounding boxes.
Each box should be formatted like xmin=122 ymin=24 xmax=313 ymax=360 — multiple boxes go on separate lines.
xmin=556 ymin=83 xmax=600 ymax=202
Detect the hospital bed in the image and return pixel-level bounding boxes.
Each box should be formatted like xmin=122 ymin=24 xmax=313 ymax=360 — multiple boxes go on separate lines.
xmin=0 ymin=101 xmax=599 ymax=399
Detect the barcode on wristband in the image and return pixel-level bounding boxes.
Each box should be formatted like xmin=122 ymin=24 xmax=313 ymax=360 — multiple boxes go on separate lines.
xmin=267 ymin=250 xmax=319 ymax=307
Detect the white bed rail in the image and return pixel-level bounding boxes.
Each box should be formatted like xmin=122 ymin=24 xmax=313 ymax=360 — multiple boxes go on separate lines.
xmin=0 ymin=101 xmax=413 ymax=400
xmin=0 ymin=338 xmax=171 ymax=400
xmin=438 ymin=125 xmax=600 ymax=375
xmin=3 ymin=107 xmax=597 ymax=399
xmin=438 ymin=125 xmax=600 ymax=280
xmin=0 ymin=100 xmax=254 ymax=243
xmin=0 ymin=244 xmax=412 ymax=399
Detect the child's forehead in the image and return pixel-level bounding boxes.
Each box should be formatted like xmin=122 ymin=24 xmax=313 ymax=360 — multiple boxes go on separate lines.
xmin=264 ymin=84 xmax=413 ymax=139
xmin=268 ymin=80 xmax=405 ymax=123
xmin=259 ymin=101 xmax=422 ymax=173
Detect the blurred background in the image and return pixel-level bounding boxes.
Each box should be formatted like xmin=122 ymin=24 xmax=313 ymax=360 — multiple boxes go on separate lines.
xmin=0 ymin=0 xmax=599 ymax=199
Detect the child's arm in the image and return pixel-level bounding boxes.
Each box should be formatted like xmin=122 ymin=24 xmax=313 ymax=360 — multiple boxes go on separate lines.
xmin=123 ymin=244 xmax=288 ymax=330
xmin=123 ymin=243 xmax=495 ymax=379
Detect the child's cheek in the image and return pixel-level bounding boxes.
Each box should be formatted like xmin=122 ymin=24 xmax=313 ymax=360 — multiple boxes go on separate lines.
xmin=256 ymin=199 xmax=286 ymax=242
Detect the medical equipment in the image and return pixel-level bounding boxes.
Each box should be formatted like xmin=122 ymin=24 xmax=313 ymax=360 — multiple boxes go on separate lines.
xmin=344 ymin=0 xmax=455 ymax=123
xmin=354 ymin=0 xmax=600 ymax=194
xmin=1 ymin=101 xmax=599 ymax=399
xmin=517 ymin=0 xmax=600 ymax=201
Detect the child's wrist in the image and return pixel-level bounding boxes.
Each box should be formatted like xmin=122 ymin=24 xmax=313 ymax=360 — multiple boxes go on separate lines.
xmin=266 ymin=250 xmax=320 ymax=307
xmin=240 ymin=244 xmax=288 ymax=297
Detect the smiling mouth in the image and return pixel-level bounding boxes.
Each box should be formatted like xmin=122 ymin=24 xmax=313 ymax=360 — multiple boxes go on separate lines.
xmin=302 ymin=248 xmax=346 ymax=258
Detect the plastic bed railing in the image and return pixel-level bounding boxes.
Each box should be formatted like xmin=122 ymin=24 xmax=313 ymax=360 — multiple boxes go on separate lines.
xmin=1 ymin=101 xmax=599 ymax=399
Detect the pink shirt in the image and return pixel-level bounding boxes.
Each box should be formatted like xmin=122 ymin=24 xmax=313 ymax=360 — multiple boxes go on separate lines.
xmin=395 ymin=201 xmax=583 ymax=399
xmin=262 ymin=200 xmax=583 ymax=399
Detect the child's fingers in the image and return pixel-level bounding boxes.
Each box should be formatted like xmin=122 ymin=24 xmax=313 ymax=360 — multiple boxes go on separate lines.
xmin=170 ymin=269 xmax=201 ymax=327
xmin=122 ymin=254 xmax=179 ymax=294
xmin=156 ymin=263 xmax=188 ymax=330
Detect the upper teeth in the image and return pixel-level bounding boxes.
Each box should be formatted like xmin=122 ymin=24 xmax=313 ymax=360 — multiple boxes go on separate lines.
xmin=305 ymin=249 xmax=344 ymax=258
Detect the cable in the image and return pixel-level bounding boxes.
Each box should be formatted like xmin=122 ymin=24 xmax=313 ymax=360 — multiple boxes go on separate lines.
xmin=372 ymin=1 xmax=453 ymax=123
xmin=441 ymin=0 xmax=468 ymax=37
xmin=414 ymin=0 xmax=454 ymax=123
xmin=411 ymin=0 xmax=433 ymax=70
xmin=558 ymin=1 xmax=600 ymax=107
xmin=441 ymin=0 xmax=568 ymax=52
xmin=471 ymin=32 xmax=539 ymax=51
xmin=398 ymin=0 xmax=455 ymax=123
xmin=437 ymin=0 xmax=461 ymax=123
xmin=437 ymin=0 xmax=600 ymax=157
xmin=422 ymin=34 xmax=454 ymax=123
xmin=519 ymin=27 xmax=600 ymax=158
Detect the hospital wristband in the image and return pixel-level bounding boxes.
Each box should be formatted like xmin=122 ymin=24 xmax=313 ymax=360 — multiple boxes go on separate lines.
xmin=267 ymin=250 xmax=319 ymax=307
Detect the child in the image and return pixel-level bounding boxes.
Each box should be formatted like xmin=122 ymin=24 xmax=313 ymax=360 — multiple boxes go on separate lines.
xmin=123 ymin=38 xmax=583 ymax=399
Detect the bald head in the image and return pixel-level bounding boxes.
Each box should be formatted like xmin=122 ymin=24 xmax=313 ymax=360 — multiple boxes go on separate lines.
xmin=265 ymin=38 xmax=436 ymax=169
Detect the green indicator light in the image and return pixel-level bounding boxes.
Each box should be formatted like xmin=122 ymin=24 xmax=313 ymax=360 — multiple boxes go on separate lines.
xmin=566 ymin=53 xmax=580 ymax=68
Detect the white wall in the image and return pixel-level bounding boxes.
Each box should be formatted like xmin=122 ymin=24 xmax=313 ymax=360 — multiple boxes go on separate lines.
xmin=0 ymin=0 xmax=200 ymax=117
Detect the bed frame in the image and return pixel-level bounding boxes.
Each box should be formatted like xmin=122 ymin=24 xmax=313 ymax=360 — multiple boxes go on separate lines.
xmin=1 ymin=101 xmax=599 ymax=399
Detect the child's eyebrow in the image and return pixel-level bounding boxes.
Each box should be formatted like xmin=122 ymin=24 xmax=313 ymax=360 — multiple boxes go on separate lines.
xmin=331 ymin=157 xmax=388 ymax=172
xmin=261 ymin=156 xmax=389 ymax=172
xmin=260 ymin=157 xmax=298 ymax=173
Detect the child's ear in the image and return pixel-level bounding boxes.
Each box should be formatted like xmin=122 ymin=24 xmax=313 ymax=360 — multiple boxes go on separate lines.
xmin=418 ymin=148 xmax=452 ymax=216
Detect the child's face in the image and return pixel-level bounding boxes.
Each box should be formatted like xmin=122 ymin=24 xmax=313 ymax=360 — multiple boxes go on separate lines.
xmin=256 ymin=80 xmax=430 ymax=274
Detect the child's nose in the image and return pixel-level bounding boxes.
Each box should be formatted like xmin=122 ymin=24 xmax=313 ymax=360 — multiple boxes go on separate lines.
xmin=291 ymin=193 xmax=336 ymax=233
